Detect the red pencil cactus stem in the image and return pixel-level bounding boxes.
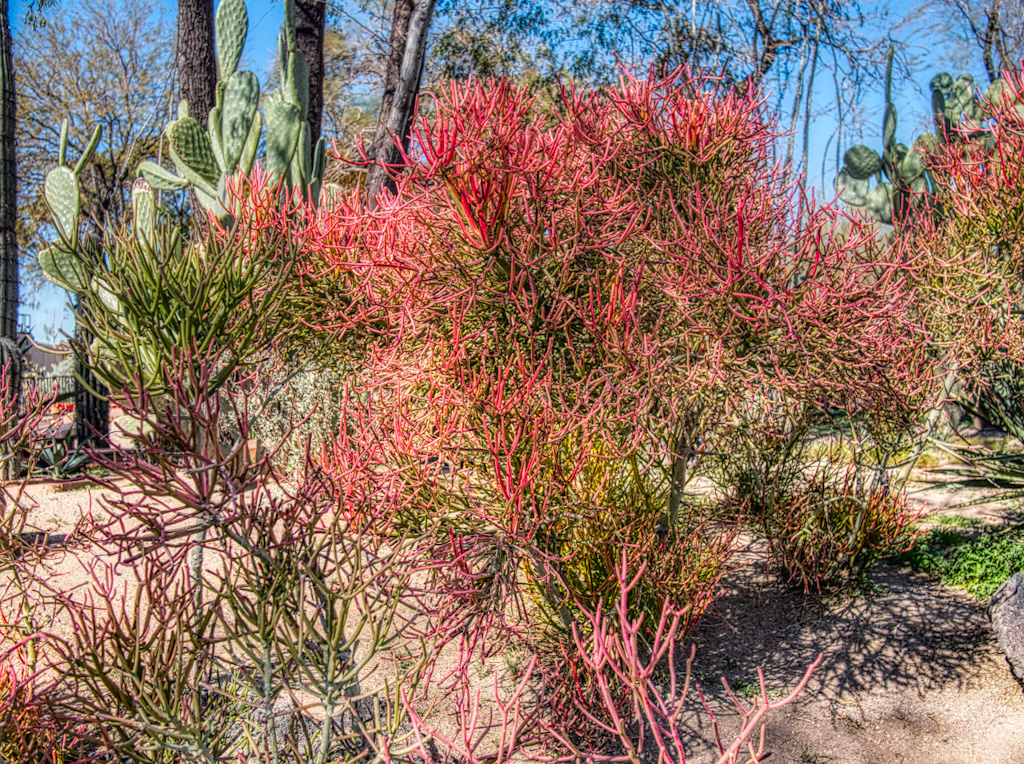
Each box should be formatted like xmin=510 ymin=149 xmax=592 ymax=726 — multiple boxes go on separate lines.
xmin=222 ymin=67 xmax=934 ymax=643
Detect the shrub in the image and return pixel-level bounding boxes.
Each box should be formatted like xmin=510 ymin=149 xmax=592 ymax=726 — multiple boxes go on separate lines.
xmin=41 ymin=60 xmax=932 ymax=760
xmin=741 ymin=464 xmax=922 ymax=592
xmin=284 ymin=69 xmax=929 ymax=642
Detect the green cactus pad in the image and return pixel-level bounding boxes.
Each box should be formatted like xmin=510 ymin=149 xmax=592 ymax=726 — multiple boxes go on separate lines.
xmin=322 ymin=183 xmax=343 ymax=210
xmin=323 ymin=183 xmax=343 ymax=201
xmin=73 ymin=125 xmax=103 ymax=176
xmin=38 ymin=243 xmax=86 ymax=293
xmin=290 ymin=122 xmax=311 ymax=187
xmin=964 ymin=97 xmax=986 ymax=124
xmin=284 ymin=0 xmax=297 ymax=51
xmin=239 ymin=110 xmax=262 ymax=174
xmin=167 ymin=116 xmax=219 ymax=183
xmin=931 ymin=87 xmax=949 ymax=140
xmin=137 ymin=161 xmax=190 ymax=191
xmin=44 ymin=166 xmax=80 ymax=246
xmin=168 ymin=144 xmax=220 ymax=200
xmin=883 ymin=103 xmax=897 ymax=151
xmin=882 ymin=144 xmax=895 ymax=183
xmin=132 ymin=179 xmax=156 ymax=246
xmin=898 ymin=144 xmax=926 ymax=182
xmin=914 ymin=133 xmax=938 ymax=155
xmin=58 ymin=120 xmax=69 ymax=166
xmin=215 ymin=0 xmax=248 ymax=79
xmin=983 ymin=79 xmax=1007 ymax=108
xmin=865 ymin=182 xmax=894 ymax=225
xmin=90 ymin=277 xmax=121 ymax=314
xmin=178 ymin=100 xmax=190 ymax=120
xmin=908 ymin=174 xmax=928 ymax=195
xmin=930 ymin=72 xmax=954 ymax=96
xmin=266 ymin=99 xmax=301 ymax=178
xmin=222 ymin=71 xmax=260 ymax=172
xmin=192 ymin=182 xmax=220 ymax=214
xmin=884 ymin=45 xmax=894 ymax=107
xmin=208 ymin=104 xmax=227 ymax=174
xmin=947 ymin=75 xmax=976 ymax=124
xmin=312 ymin=137 xmax=326 ymax=182
xmin=843 ymin=144 xmax=883 ymax=180
xmin=834 ymin=170 xmax=869 ymax=207
xmin=285 ymin=48 xmax=310 ymax=120
xmin=212 ymin=175 xmax=232 ymax=222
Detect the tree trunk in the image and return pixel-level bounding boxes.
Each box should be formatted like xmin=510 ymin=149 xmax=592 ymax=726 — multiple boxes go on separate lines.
xmin=295 ymin=0 xmax=326 ymax=146
xmin=1 ymin=0 xmax=20 ymax=472
xmin=176 ymin=0 xmax=216 ymax=126
xmin=365 ymin=0 xmax=436 ymax=208
xmin=1 ymin=0 xmax=18 ymax=344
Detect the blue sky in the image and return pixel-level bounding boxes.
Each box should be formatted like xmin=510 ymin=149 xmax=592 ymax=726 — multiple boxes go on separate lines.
xmin=9 ymin=0 xmax=974 ymax=344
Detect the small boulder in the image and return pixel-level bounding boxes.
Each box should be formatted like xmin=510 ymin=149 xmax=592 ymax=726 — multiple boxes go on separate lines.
xmin=991 ymin=572 xmax=1024 ymax=685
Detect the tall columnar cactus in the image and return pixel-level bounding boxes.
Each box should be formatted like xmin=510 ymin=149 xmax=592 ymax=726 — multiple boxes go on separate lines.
xmin=835 ymin=49 xmax=1024 ymax=227
xmin=139 ymin=0 xmax=326 ymax=220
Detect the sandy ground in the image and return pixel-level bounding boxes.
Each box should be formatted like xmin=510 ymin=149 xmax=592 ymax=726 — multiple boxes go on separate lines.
xmin=685 ymin=551 xmax=1024 ymax=763
xmin=4 ymin=461 xmax=1024 ymax=763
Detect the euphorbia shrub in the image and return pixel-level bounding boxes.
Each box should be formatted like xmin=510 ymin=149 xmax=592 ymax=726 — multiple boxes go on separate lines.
xmin=271 ymin=68 xmax=931 ymax=637
xmin=34 ymin=66 xmax=907 ymax=761
xmin=922 ymin=66 xmax=1024 ymax=372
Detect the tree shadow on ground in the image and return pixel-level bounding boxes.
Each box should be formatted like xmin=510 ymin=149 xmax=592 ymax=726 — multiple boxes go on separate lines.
xmin=687 ymin=552 xmax=993 ymax=703
xmin=670 ymin=539 xmax=1021 ymax=764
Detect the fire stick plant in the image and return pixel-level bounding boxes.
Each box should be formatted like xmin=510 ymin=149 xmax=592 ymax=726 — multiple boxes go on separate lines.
xmin=296 ymin=68 xmax=931 ymax=635
xmin=31 ymin=67 xmax=965 ymax=761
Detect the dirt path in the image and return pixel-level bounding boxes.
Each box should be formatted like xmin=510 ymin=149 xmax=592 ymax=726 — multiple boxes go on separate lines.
xmin=682 ymin=464 xmax=1024 ymax=764
xmin=684 ymin=550 xmax=1023 ymax=763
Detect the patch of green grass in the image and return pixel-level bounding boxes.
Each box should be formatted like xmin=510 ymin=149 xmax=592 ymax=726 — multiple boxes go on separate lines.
xmin=890 ymin=524 xmax=1024 ymax=599
xmin=934 ymin=515 xmax=985 ymax=529
xmin=943 ymin=532 xmax=1024 ymax=599
xmin=730 ymin=679 xmax=760 ymax=699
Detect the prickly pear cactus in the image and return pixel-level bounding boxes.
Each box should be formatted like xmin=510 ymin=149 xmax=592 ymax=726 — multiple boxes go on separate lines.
xmin=38 ymin=120 xmax=110 ymax=449
xmin=843 ymin=145 xmax=883 ymax=180
xmin=138 ymin=0 xmax=325 ymax=220
xmin=132 ymin=179 xmax=156 ymax=246
xmin=39 ymin=121 xmax=101 ymax=290
xmin=833 ymin=48 xmax=1021 ymax=227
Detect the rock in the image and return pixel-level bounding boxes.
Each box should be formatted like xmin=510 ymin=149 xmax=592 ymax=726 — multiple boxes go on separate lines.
xmin=991 ymin=572 xmax=1024 ymax=685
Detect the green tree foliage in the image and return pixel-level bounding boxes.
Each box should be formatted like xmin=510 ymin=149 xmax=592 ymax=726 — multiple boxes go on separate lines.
xmin=14 ymin=0 xmax=176 ymax=292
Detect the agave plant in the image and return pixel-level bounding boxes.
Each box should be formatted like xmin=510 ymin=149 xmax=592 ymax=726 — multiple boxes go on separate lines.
xmin=930 ymin=440 xmax=1024 ymax=510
